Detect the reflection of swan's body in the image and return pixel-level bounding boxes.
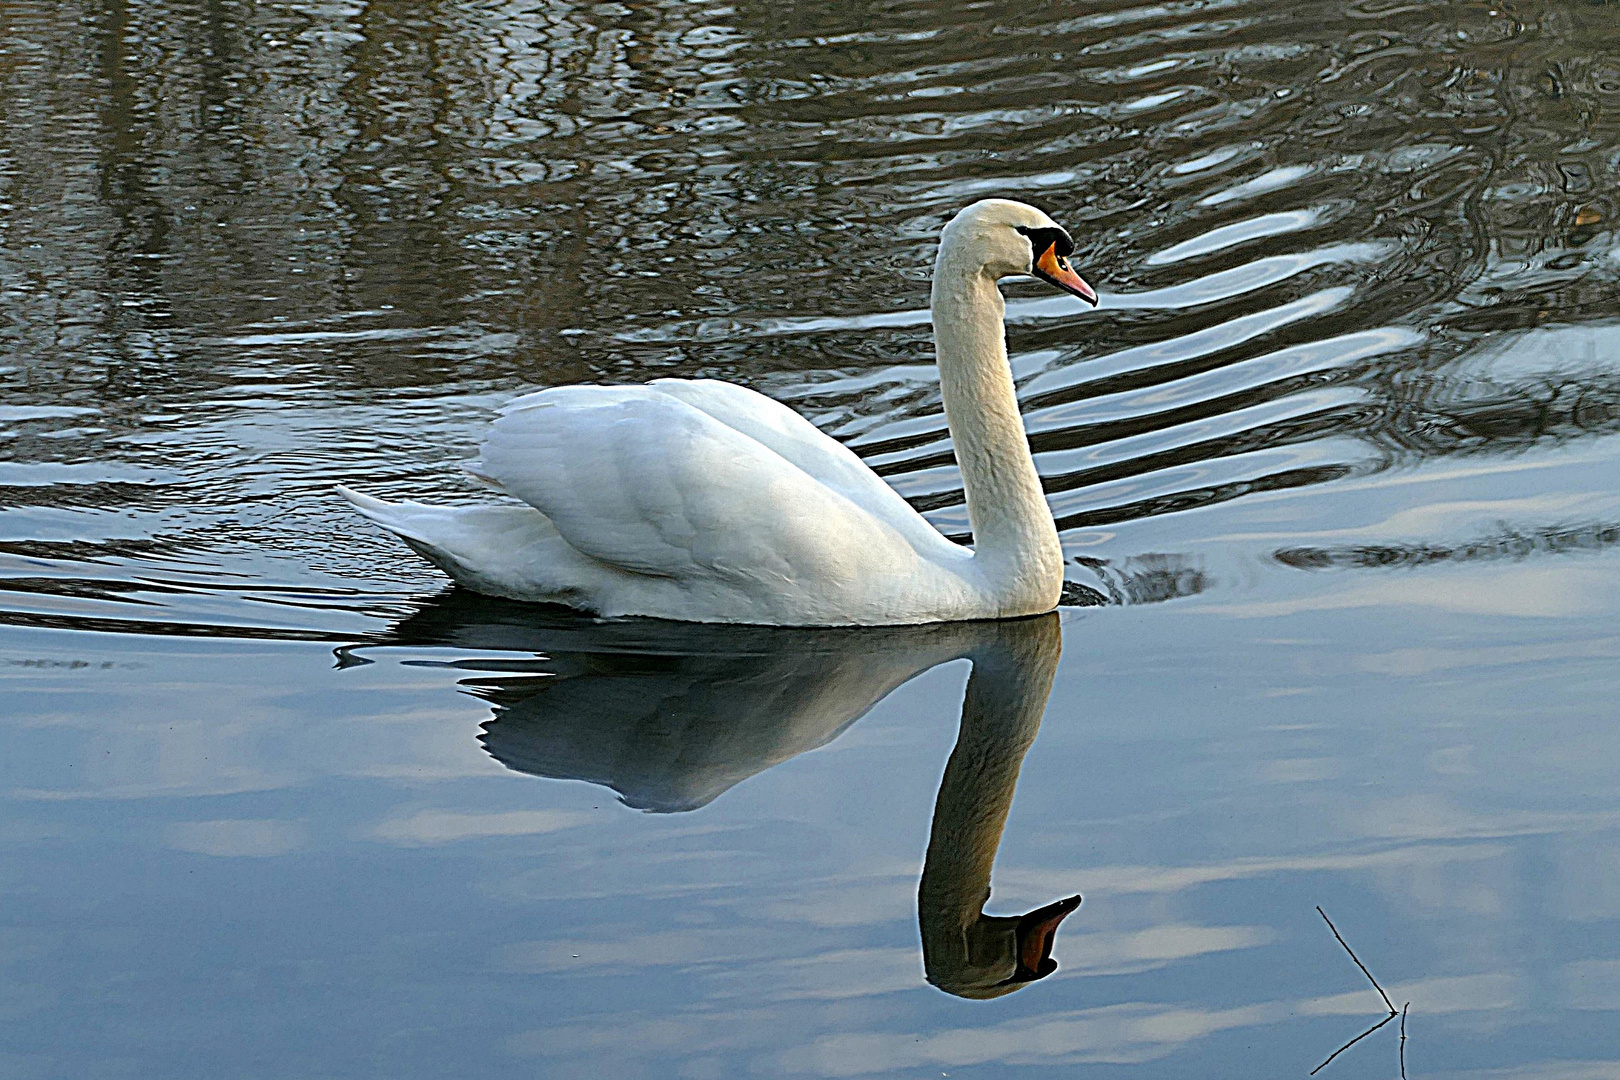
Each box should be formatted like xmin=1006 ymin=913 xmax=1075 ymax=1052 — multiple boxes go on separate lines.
xmin=363 ymin=591 xmax=1079 ymax=994
xmin=340 ymin=200 xmax=1096 ymax=626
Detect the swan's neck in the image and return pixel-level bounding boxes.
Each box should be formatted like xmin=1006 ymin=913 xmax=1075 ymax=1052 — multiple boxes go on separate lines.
xmin=932 ymin=255 xmax=1063 ymax=614
xmin=917 ymin=617 xmax=1062 ymax=992
xmin=919 ymin=621 xmax=1059 ymax=921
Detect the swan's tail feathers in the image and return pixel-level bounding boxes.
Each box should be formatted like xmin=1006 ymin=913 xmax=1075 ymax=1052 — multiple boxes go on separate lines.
xmin=334 ymin=485 xmax=436 ymax=544
xmin=461 ymin=462 xmax=510 ymax=494
xmin=333 ymin=485 xmax=491 ymax=580
xmin=334 ymin=485 xmax=589 ymax=605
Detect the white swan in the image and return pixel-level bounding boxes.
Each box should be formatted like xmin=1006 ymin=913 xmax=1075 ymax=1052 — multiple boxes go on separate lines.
xmin=339 ymin=199 xmax=1097 ymax=625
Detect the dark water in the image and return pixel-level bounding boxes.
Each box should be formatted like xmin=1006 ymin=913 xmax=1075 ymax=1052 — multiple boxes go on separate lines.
xmin=3 ymin=0 xmax=1620 ymax=1075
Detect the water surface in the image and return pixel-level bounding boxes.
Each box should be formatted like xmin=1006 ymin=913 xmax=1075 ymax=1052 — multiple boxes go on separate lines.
xmin=2 ymin=0 xmax=1619 ymax=1076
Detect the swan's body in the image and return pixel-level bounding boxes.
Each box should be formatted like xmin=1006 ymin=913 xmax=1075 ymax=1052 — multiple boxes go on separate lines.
xmin=340 ymin=199 xmax=1096 ymax=625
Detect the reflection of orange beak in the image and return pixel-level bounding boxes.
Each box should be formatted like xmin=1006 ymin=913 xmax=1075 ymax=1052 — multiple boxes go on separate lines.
xmin=1002 ymin=893 xmax=1083 ymax=985
xmin=1033 ymin=243 xmax=1098 ymax=306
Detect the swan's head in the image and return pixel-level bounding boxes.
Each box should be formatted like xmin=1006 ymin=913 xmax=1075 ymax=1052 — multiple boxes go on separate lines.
xmin=922 ymin=892 xmax=1083 ymax=999
xmin=940 ymin=199 xmax=1098 ymax=306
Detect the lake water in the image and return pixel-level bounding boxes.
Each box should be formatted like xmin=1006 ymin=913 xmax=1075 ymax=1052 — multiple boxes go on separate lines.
xmin=3 ymin=1 xmax=1620 ymax=1076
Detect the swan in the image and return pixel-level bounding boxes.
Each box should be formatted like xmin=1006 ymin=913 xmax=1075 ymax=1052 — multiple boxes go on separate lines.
xmin=339 ymin=199 xmax=1097 ymax=625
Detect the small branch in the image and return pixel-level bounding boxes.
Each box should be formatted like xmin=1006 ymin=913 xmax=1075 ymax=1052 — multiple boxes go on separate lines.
xmin=1310 ymin=1011 xmax=1396 ymax=1075
xmin=1400 ymin=1002 xmax=1409 ymax=1079
xmin=1316 ymin=906 xmax=1397 ymax=1014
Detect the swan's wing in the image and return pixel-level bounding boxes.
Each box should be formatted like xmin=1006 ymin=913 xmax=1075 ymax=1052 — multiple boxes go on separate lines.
xmin=647 ymin=378 xmax=960 ymax=557
xmin=476 ymin=385 xmax=914 ymax=583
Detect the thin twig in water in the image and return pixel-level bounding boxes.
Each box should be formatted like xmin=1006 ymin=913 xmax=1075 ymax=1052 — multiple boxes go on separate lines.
xmin=1316 ymin=906 xmax=1397 ymax=1014
xmin=1309 ymin=1012 xmax=1397 ymax=1075
xmin=1400 ymin=1002 xmax=1409 ymax=1079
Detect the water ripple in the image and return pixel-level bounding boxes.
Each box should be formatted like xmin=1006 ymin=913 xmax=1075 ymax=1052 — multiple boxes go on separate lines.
xmin=0 ymin=0 xmax=1616 ymax=632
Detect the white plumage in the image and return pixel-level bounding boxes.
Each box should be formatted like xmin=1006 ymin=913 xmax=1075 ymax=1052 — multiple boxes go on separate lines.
xmin=339 ymin=199 xmax=1097 ymax=625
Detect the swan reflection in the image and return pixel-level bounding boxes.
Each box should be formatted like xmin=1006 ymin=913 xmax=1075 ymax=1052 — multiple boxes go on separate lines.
xmin=363 ymin=590 xmax=1081 ymax=997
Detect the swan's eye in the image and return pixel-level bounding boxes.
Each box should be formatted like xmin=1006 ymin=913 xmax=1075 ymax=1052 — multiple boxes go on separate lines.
xmin=1014 ymin=225 xmax=1074 ymax=258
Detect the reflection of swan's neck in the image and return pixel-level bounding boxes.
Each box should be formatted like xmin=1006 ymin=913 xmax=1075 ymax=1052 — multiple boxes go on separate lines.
xmin=932 ymin=233 xmax=1063 ymax=614
xmin=918 ymin=615 xmax=1068 ymax=998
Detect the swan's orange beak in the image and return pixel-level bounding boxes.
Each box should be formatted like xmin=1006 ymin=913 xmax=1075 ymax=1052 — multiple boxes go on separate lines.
xmin=999 ymin=893 xmax=1083 ymax=986
xmin=1033 ymin=243 xmax=1098 ymax=306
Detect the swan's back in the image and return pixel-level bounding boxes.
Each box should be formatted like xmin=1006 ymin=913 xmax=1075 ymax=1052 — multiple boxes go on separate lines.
xmin=342 ymin=380 xmax=988 ymax=624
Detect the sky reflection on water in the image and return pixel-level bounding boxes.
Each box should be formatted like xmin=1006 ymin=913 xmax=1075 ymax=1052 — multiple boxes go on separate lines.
xmin=6 ymin=576 xmax=1620 ymax=1076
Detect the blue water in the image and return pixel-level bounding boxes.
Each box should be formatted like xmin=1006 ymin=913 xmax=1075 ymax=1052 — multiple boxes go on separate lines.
xmin=8 ymin=539 xmax=1620 ymax=1076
